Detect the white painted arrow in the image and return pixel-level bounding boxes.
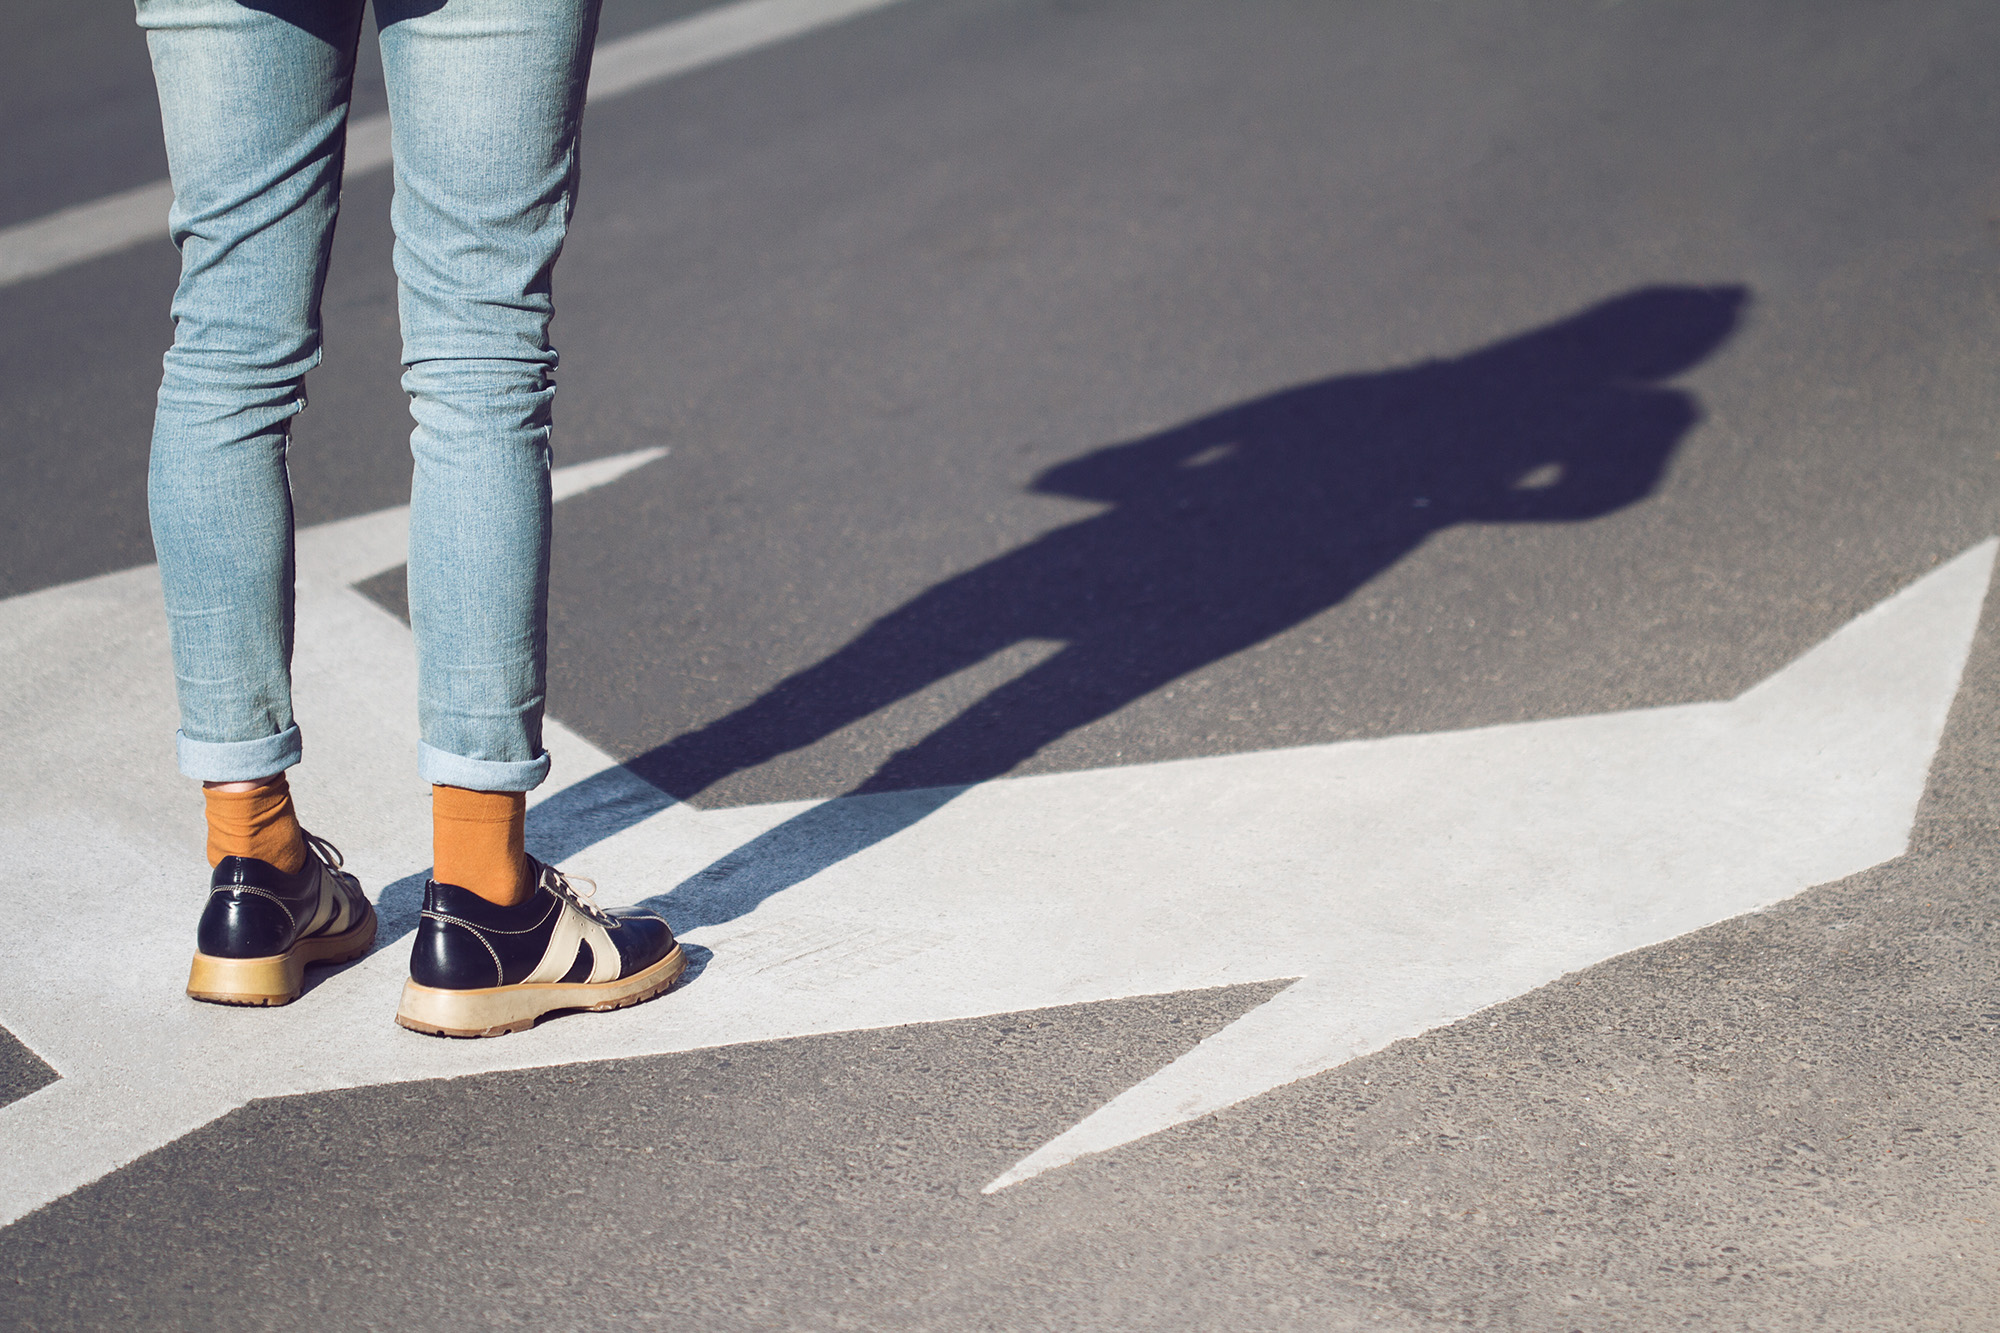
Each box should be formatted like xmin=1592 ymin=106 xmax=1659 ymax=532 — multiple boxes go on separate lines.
xmin=0 ymin=450 xmax=1987 ymax=1225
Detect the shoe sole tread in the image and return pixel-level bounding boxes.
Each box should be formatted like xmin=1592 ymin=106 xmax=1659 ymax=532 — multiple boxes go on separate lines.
xmin=394 ymin=943 xmax=687 ymax=1038
xmin=186 ymin=905 xmax=379 ymax=1007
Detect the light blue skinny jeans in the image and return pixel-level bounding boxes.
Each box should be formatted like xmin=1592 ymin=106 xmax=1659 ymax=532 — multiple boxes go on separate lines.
xmin=139 ymin=0 xmax=602 ymax=792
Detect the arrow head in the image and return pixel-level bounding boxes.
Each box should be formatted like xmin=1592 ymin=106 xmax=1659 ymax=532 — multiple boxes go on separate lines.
xmin=983 ymin=540 xmax=1996 ymax=1191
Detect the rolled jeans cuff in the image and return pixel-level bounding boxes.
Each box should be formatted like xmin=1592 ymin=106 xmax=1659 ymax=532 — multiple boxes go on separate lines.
xmin=176 ymin=725 xmax=303 ymax=783
xmin=419 ymin=740 xmax=550 ymax=793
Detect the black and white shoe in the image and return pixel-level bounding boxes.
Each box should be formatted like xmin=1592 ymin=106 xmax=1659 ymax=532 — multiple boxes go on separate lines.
xmin=395 ymin=858 xmax=684 ymax=1038
xmin=186 ymin=834 xmax=377 ymax=1007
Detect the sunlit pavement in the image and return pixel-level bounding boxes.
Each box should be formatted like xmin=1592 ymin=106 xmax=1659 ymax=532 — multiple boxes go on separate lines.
xmin=3 ymin=2 xmax=1999 ymax=1328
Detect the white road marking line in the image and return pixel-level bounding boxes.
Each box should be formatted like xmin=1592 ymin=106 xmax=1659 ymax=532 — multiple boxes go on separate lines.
xmin=553 ymin=444 xmax=669 ymax=505
xmin=0 ymin=0 xmax=914 ymax=289
xmin=0 ymin=180 xmax=179 ymax=291
xmin=585 ymin=0 xmax=911 ymax=99
xmin=0 ymin=428 xmax=1985 ymax=1223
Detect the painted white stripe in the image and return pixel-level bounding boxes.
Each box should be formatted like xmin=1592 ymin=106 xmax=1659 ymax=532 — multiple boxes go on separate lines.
xmin=551 ymin=445 xmax=668 ymax=504
xmin=342 ymin=108 xmax=396 ymax=178
xmin=0 ymin=0 xmax=912 ymax=289
xmin=586 ymin=0 xmax=912 ymax=99
xmin=0 ymin=442 xmax=1986 ymax=1225
xmin=0 ymin=181 xmax=179 ymax=290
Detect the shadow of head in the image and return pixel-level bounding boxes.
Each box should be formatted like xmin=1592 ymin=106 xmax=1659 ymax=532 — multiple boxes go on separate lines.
xmin=1033 ymin=283 xmax=1746 ymax=527
xmin=1502 ymin=282 xmax=1747 ymax=383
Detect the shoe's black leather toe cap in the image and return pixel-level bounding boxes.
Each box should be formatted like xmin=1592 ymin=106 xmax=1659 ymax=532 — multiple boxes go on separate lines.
xmin=603 ymin=907 xmax=677 ymax=978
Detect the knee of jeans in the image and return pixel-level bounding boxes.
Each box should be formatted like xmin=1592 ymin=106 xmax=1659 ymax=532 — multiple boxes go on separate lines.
xmin=161 ymin=311 xmax=322 ymax=397
xmin=399 ymin=305 xmax=561 ymax=371
xmin=156 ymin=360 xmax=312 ymax=437
xmin=403 ymin=358 xmax=556 ymax=420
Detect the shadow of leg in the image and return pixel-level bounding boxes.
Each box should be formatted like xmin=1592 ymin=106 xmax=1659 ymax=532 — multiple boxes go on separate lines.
xmin=640 ymin=783 xmax=969 ymax=932
xmin=634 ymin=646 xmax=1219 ymax=935
xmin=629 ymin=605 xmax=1017 ymax=801
xmin=853 ymin=642 xmax=1209 ymax=795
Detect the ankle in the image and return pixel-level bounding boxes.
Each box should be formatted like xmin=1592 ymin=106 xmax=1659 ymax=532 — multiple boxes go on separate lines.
xmin=204 ymin=773 xmax=307 ymax=874
xmin=432 ymin=785 xmax=532 ymax=907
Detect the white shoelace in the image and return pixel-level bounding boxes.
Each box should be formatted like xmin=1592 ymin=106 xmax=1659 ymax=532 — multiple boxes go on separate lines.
xmin=302 ymin=831 xmax=346 ymax=872
xmin=537 ymin=859 xmax=614 ymax=926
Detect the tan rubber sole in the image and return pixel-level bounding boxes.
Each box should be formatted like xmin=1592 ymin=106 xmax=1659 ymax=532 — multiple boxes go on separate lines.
xmin=186 ymin=904 xmax=379 ymax=1007
xmin=395 ymin=943 xmax=687 ymax=1038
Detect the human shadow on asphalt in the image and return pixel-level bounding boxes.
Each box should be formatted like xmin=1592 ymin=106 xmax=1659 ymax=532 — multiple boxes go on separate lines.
xmin=515 ymin=283 xmax=1748 ymax=937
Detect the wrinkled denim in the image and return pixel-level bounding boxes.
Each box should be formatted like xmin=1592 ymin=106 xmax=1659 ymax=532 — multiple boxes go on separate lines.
xmin=139 ymin=0 xmax=601 ymax=790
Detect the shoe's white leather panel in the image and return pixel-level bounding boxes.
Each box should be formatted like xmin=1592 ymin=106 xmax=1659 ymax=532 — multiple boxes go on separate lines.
xmin=331 ymin=877 xmax=358 ymax=934
xmin=523 ymin=902 xmax=591 ymax=985
xmin=583 ymin=918 xmax=619 ymax=984
xmin=301 ymin=863 xmax=336 ymax=937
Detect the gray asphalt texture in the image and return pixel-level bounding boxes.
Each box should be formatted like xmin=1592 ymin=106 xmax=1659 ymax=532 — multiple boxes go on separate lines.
xmin=4 ymin=0 xmax=2000 ymax=1328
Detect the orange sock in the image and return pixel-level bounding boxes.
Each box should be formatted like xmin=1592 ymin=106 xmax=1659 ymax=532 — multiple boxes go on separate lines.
xmin=204 ymin=774 xmax=307 ymax=874
xmin=432 ymin=785 xmax=531 ymax=907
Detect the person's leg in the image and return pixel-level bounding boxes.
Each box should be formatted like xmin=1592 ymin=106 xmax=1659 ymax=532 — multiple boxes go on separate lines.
xmin=375 ymin=0 xmax=598 ymax=908
xmin=374 ymin=0 xmax=683 ymax=1035
xmin=140 ymin=0 xmax=376 ymax=1005
xmin=141 ymin=0 xmax=366 ymax=797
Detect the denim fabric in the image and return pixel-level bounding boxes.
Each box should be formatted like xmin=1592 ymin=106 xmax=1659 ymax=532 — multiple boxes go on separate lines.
xmin=139 ymin=0 xmax=599 ymax=791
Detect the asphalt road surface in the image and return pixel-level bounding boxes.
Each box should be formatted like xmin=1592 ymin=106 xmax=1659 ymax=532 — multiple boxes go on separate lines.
xmin=4 ymin=1 xmax=2000 ymax=1329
